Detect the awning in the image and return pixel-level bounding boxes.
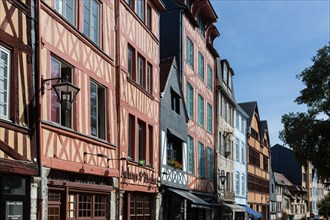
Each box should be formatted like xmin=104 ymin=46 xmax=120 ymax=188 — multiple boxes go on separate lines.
xmin=167 ymin=128 xmax=186 ymax=142
xmin=241 ymin=205 xmax=262 ymax=219
xmin=223 ymin=203 xmax=245 ymax=212
xmin=168 ymin=188 xmax=211 ymax=209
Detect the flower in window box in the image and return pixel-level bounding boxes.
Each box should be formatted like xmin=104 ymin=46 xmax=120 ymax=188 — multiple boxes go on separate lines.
xmin=138 ymin=160 xmax=145 ymax=166
xmin=168 ymin=159 xmax=182 ymax=170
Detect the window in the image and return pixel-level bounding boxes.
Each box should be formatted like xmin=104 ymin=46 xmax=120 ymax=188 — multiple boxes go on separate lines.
xmin=171 ymin=89 xmax=180 ymax=114
xmin=90 ymin=81 xmax=106 ymax=139
xmin=236 ymin=172 xmax=240 ymax=195
xmin=54 ymin=0 xmax=76 ymax=25
xmin=146 ymin=63 xmax=152 ymax=93
xmin=128 ymin=115 xmax=152 ymax=164
xmin=167 ymin=132 xmax=183 ymax=169
xmin=226 ymin=172 xmax=230 ymax=191
xmin=66 ymin=193 xmax=108 ymax=219
xmin=137 ymin=55 xmax=145 ymax=87
xmin=146 ymin=4 xmax=152 ymax=30
xmin=50 ymin=57 xmax=73 ymax=128
xmin=207 ymin=65 xmax=212 ymax=89
xmin=128 ymin=46 xmax=152 ymax=94
xmin=147 ymin=125 xmax=153 ymax=165
xmin=136 ymin=0 xmax=144 ymax=21
xmin=207 ymin=103 xmax=212 ymax=133
xmin=207 ymin=148 xmax=213 ymax=179
xmin=249 ymin=147 xmax=260 ymax=167
xmin=127 ymin=193 xmax=151 ymax=219
xmin=220 ymin=134 xmax=225 ymax=156
xmin=235 ymin=139 xmax=239 ymax=161
xmin=198 ymin=52 xmax=204 ymax=80
xmin=138 ymin=120 xmax=146 ymax=161
xmin=198 ymin=94 xmax=204 ymax=127
xmin=186 ymin=82 xmax=193 ymax=118
xmin=241 ymin=142 xmax=245 ymax=164
xmin=263 ymin=155 xmax=269 ymax=172
xmin=236 ymin=112 xmax=240 ymax=130
xmin=128 ymin=114 xmax=135 ymax=158
xmin=241 ymin=174 xmax=245 ymax=195
xmin=126 ymin=0 xmax=134 ymax=9
xmin=187 ymin=135 xmax=194 ymax=174
xmin=128 ymin=45 xmax=135 ymax=79
xmin=0 ymin=46 xmax=10 ymax=119
xmin=83 ymin=0 xmax=100 ymax=45
xmin=198 ymin=142 xmax=205 ymax=178
xmin=197 ymin=16 xmax=205 ymax=37
xmin=223 ymin=64 xmax=228 ymax=84
xmin=186 ymin=36 xmax=194 ymax=68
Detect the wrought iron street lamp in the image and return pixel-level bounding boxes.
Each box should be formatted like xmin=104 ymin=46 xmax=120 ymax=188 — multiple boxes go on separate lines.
xmin=41 ymin=76 xmax=80 ymax=111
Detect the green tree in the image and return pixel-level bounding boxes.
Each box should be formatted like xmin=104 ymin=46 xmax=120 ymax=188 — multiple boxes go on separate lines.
xmin=318 ymin=192 xmax=330 ymax=219
xmin=280 ymin=43 xmax=330 ymax=178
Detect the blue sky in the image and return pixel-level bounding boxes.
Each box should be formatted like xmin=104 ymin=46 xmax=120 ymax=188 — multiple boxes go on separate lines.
xmin=211 ymin=0 xmax=330 ymax=146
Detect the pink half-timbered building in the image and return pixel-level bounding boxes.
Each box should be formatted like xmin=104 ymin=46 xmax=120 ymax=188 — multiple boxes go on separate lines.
xmin=0 ymin=0 xmax=39 ymax=219
xmin=37 ymin=0 xmax=118 ymax=219
xmin=117 ymin=0 xmax=164 ymax=219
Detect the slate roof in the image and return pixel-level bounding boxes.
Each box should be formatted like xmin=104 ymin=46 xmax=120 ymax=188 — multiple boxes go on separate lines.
xmin=260 ymin=120 xmax=268 ymax=141
xmin=238 ymin=101 xmax=258 ymax=127
xmin=274 ymin=172 xmax=293 ymax=186
xmin=160 ymin=57 xmax=175 ymax=93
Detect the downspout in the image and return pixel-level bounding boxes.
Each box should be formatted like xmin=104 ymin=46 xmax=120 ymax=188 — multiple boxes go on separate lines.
xmin=31 ymin=0 xmax=43 ymax=219
xmin=114 ymin=0 xmax=121 ymax=219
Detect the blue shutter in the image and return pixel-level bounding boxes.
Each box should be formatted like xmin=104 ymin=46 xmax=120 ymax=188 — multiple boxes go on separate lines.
xmin=207 ymin=104 xmax=212 ymax=133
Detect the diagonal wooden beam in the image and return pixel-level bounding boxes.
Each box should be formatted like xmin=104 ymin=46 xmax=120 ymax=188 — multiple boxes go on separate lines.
xmin=0 ymin=139 xmax=26 ymax=161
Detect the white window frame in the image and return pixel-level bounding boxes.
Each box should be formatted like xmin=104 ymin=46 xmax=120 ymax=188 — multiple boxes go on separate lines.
xmin=0 ymin=46 xmax=10 ymax=120
xmin=54 ymin=0 xmax=76 ymax=25
xmin=83 ymin=0 xmax=100 ymax=45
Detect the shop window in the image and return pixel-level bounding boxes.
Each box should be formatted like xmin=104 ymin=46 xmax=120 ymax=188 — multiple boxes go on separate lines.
xmin=126 ymin=193 xmax=151 ymax=219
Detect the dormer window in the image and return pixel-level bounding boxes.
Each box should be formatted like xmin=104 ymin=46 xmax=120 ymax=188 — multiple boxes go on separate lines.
xmin=223 ymin=64 xmax=228 ymax=84
xmin=197 ymin=16 xmax=205 ymax=37
xmin=228 ymin=70 xmax=232 ymax=90
xmin=171 ymin=89 xmax=180 ymax=114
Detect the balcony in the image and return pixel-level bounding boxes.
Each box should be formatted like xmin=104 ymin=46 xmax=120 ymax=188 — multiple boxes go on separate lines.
xmin=218 ymin=188 xmax=235 ymax=202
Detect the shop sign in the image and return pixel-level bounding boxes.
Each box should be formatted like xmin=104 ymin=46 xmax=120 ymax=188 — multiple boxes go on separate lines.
xmin=122 ymin=166 xmax=157 ymax=184
xmin=6 ymin=201 xmax=23 ymax=220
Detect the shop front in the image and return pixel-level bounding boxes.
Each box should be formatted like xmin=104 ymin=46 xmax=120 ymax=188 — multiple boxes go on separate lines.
xmin=46 ymin=170 xmax=115 ymax=220
xmin=0 ymin=174 xmax=30 ymax=220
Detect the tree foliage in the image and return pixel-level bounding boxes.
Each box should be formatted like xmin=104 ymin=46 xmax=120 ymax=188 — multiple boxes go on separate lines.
xmin=280 ymin=43 xmax=330 ymax=178
xmin=318 ymin=192 xmax=330 ymax=218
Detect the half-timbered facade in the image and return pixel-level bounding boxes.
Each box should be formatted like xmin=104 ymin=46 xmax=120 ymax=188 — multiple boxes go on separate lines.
xmin=117 ymin=0 xmax=164 ymax=219
xmin=160 ymin=0 xmax=220 ymax=218
xmin=38 ymin=0 xmax=118 ymax=219
xmin=239 ymin=102 xmax=270 ymax=220
xmin=0 ymin=0 xmax=38 ymax=219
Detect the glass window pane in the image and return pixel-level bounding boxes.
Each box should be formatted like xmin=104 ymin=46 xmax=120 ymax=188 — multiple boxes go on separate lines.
xmin=90 ymin=82 xmax=97 ymax=136
xmin=3 ymin=176 xmax=26 ymax=195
